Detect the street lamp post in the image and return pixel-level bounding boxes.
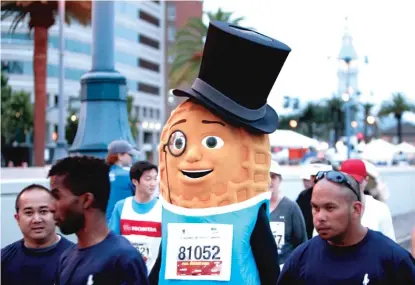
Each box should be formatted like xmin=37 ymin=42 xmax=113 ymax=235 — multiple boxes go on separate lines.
xmin=342 ymin=58 xmax=353 ymax=159
xmin=69 ymin=0 xmax=136 ymax=158
xmin=53 ymin=0 xmax=68 ymax=162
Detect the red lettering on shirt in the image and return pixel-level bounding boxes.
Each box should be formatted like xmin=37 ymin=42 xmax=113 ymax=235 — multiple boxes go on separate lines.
xmin=120 ymin=219 xmax=162 ymax=237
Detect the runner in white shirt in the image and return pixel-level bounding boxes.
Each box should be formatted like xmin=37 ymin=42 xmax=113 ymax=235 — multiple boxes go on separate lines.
xmin=313 ymin=159 xmax=396 ymax=241
xmin=109 ymin=161 xmax=162 ymax=274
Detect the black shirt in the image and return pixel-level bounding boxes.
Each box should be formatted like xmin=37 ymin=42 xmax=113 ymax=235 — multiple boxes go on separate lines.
xmin=296 ymin=187 xmax=314 ymax=239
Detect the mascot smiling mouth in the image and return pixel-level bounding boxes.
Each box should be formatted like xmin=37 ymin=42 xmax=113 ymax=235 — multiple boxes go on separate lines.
xmin=181 ymin=169 xmax=213 ymax=179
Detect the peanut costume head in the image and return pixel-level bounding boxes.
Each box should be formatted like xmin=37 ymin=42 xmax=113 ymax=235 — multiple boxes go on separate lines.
xmin=158 ymin=100 xmax=271 ymax=209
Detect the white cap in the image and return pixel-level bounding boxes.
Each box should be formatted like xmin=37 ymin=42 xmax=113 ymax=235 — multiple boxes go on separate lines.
xmin=300 ymin=163 xmax=333 ymax=180
xmin=270 ymin=160 xmax=282 ymax=176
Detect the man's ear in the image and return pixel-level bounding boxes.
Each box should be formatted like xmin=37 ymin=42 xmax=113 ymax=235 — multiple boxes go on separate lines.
xmin=81 ymin=193 xmax=95 ymax=209
xmin=353 ymin=201 xmax=364 ymax=218
xmin=132 ymin=178 xmax=139 ymax=187
xmin=14 ymin=213 xmax=20 ymax=224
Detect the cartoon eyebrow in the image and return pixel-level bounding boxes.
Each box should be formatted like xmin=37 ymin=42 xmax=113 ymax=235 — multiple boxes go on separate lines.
xmin=171 ymin=119 xmax=187 ymax=128
xmin=202 ymin=120 xmax=225 ymax=126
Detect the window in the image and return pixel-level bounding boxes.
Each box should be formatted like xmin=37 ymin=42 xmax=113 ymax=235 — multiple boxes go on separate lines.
xmin=135 ymin=106 xmax=140 ymax=119
xmin=138 ymin=58 xmax=159 ymax=72
xmin=149 ymin=108 xmax=153 ymax=118
xmin=138 ymin=83 xmax=160 ymax=95
xmin=167 ymin=4 xmax=176 ymax=20
xmin=54 ymin=95 xmax=59 ymax=106
xmin=168 ymin=26 xmax=176 ymax=42
xmin=144 ymin=132 xmax=152 ymax=143
xmin=143 ymin=107 xmax=147 ymax=117
xmin=139 ymin=10 xmax=160 ymax=27
xmin=138 ymin=34 xmax=160 ymax=49
xmin=155 ymin=109 xmax=160 ymax=119
xmin=1 ymin=60 xmax=24 ymax=74
xmin=152 ymin=0 xmax=160 ymax=4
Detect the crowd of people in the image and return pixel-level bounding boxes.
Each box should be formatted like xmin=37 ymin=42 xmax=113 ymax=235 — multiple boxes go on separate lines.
xmin=2 ymin=18 xmax=415 ymax=285
xmin=1 ymin=138 xmax=414 ymax=284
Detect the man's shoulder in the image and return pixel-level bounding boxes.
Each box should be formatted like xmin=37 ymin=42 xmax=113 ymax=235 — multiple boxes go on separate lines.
xmin=1 ymin=239 xmax=23 ymax=261
xmin=288 ymin=236 xmax=318 ymax=260
xmin=58 ymin=236 xmax=76 ymax=251
xmin=107 ymin=233 xmax=140 ymax=256
xmin=296 ymin=188 xmax=312 ymax=201
xmin=1 ymin=239 xmax=22 ymax=252
xmin=368 ymin=230 xmax=400 ymax=248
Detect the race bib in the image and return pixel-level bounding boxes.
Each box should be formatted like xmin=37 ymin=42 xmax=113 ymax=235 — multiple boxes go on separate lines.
xmin=131 ymin=242 xmax=150 ymax=262
xmin=270 ymin=222 xmax=285 ymax=251
xmin=165 ymin=223 xmax=233 ymax=281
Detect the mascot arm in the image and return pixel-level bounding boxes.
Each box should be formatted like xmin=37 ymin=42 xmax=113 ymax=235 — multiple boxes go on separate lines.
xmin=149 ymin=244 xmax=161 ymax=285
xmin=250 ymin=203 xmax=280 ymax=285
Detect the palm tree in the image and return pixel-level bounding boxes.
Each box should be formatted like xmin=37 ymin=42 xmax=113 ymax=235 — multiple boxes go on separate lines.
xmin=378 ymin=92 xmax=415 ymax=143
xmin=169 ymin=8 xmax=245 ymax=88
xmin=362 ymin=103 xmax=374 ymax=143
xmin=1 ymin=0 xmax=91 ymax=166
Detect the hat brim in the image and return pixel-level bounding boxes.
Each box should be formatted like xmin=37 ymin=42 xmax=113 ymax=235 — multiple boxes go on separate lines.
xmin=128 ymin=149 xmax=140 ymax=157
xmin=349 ymin=173 xmax=364 ymax=183
xmin=172 ymin=88 xmax=279 ymax=134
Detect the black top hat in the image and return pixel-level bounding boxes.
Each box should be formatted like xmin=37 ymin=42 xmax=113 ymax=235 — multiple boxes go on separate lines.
xmin=172 ymin=21 xmax=291 ymax=134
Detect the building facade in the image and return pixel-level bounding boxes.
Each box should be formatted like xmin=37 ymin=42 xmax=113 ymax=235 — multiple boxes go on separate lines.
xmin=1 ymin=1 xmax=166 ymax=163
xmin=164 ymin=1 xmax=204 ymax=118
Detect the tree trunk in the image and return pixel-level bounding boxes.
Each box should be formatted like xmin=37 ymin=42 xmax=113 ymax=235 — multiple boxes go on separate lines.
xmin=396 ymin=114 xmax=402 ymax=144
xmin=33 ymin=27 xmax=48 ymax=166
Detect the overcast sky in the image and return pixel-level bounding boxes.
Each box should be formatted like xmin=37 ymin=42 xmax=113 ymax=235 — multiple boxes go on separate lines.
xmin=203 ymin=0 xmax=415 ymax=119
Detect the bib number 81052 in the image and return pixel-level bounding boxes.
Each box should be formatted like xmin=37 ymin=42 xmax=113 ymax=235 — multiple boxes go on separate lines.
xmin=177 ymin=245 xmax=220 ymax=261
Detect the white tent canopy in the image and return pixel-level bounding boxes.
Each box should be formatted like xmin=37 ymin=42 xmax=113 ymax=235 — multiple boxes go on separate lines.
xmin=361 ymin=139 xmax=397 ymax=162
xmin=396 ymin=142 xmax=415 ymax=153
xmin=269 ymin=130 xmax=319 ymax=148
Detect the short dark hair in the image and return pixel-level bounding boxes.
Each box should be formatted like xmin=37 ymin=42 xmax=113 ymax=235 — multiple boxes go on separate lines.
xmin=130 ymin=161 xmax=158 ymax=183
xmin=48 ymin=156 xmax=110 ymax=213
xmin=15 ymin=184 xmax=51 ymax=213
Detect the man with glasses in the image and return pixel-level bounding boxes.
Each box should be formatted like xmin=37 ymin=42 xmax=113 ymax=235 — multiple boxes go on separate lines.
xmin=312 ymin=159 xmax=396 ymax=241
xmin=278 ymin=170 xmax=415 ymax=284
xmin=296 ymin=162 xmax=333 ymax=239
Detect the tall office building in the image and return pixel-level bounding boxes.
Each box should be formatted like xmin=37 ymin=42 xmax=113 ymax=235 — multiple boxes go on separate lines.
xmin=1 ymin=1 xmax=166 ymax=162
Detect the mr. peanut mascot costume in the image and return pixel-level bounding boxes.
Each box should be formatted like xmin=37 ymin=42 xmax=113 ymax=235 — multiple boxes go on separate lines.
xmin=149 ymin=21 xmax=291 ymax=285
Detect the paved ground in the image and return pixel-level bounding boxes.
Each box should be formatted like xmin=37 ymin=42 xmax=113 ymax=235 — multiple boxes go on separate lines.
xmin=394 ymin=211 xmax=415 ymax=252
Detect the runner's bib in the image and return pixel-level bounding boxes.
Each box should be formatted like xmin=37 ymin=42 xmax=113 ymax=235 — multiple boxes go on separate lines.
xmin=165 ymin=223 xmax=233 ymax=281
xmin=120 ymin=198 xmax=162 ymax=273
xmin=270 ymin=222 xmax=285 ymax=252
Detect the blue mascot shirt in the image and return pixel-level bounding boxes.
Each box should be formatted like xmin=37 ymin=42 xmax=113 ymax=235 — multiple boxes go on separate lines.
xmin=158 ymin=191 xmax=271 ymax=285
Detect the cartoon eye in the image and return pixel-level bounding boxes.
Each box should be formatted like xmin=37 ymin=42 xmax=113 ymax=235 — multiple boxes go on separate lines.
xmin=168 ymin=131 xmax=187 ymax=156
xmin=202 ymin=136 xmax=224 ymax=149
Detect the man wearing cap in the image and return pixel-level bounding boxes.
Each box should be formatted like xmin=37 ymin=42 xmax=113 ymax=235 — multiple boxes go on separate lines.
xmin=269 ymin=160 xmax=307 ymax=267
xmin=296 ymin=162 xmax=333 ymax=239
xmin=338 ymin=159 xmax=395 ymax=241
xmin=106 ymin=140 xmax=140 ymax=222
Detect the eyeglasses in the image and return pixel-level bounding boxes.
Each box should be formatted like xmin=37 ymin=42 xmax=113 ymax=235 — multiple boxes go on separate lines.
xmin=314 ymin=170 xmax=361 ymax=201
xmin=163 ymin=130 xmax=187 ymax=157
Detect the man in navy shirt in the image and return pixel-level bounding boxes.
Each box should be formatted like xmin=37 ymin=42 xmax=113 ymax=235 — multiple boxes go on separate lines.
xmin=1 ymin=184 xmax=73 ymax=285
xmin=278 ymin=170 xmax=415 ymax=284
xmin=49 ymin=156 xmax=149 ymax=285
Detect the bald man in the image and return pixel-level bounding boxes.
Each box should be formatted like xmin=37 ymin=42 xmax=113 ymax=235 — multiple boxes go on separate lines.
xmin=278 ymin=171 xmax=415 ymax=284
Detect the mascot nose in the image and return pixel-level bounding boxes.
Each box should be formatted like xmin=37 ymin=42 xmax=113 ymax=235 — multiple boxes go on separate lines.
xmin=185 ymin=145 xmax=202 ymax=163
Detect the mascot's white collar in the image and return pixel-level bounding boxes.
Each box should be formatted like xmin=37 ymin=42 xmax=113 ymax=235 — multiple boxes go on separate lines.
xmin=160 ymin=191 xmax=271 ymax=217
